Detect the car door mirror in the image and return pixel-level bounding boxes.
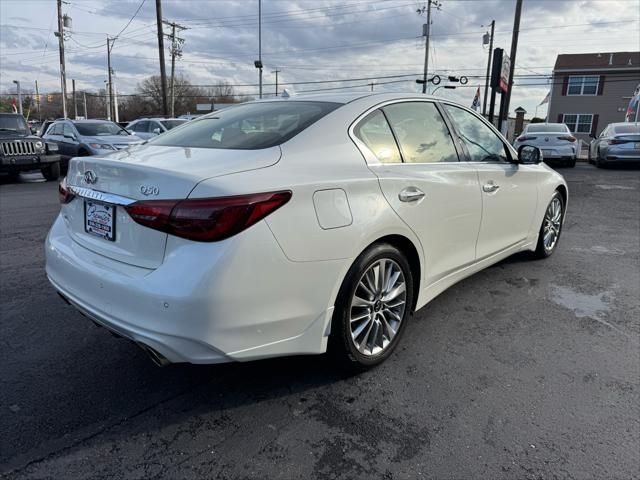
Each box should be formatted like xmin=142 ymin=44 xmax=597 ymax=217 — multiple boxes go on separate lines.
xmin=518 ymin=145 xmax=542 ymax=164
xmin=63 ymin=133 xmax=77 ymax=141
xmin=152 ymin=128 xmax=161 ymax=135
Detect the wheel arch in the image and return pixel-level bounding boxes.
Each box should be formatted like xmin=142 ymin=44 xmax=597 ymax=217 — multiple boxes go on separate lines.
xmin=556 ymin=183 xmax=568 ymax=207
xmin=359 ymin=234 xmax=422 ymax=313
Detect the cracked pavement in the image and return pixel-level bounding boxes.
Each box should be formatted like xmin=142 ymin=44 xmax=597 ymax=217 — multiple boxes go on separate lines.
xmin=1 ymin=164 xmax=638 ymax=479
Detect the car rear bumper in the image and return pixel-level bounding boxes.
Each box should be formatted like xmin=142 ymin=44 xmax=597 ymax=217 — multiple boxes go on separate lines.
xmin=45 ymin=214 xmax=344 ymax=364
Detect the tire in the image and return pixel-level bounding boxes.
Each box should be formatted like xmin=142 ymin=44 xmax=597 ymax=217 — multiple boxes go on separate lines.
xmin=41 ymin=161 xmax=60 ymax=181
xmin=595 ymin=149 xmax=605 ymax=168
xmin=329 ymin=243 xmax=414 ymax=369
xmin=533 ymin=191 xmax=565 ymax=259
xmin=566 ymin=158 xmax=576 ymax=168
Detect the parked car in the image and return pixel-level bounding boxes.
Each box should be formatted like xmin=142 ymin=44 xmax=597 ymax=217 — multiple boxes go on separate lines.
xmin=43 ymin=119 xmax=143 ymax=170
xmin=513 ymin=123 xmax=577 ymax=167
xmin=126 ymin=117 xmax=188 ymax=140
xmin=588 ymin=122 xmax=640 ymax=167
xmin=37 ymin=119 xmax=58 ymax=137
xmin=0 ymin=113 xmax=61 ymax=181
xmin=46 ymin=93 xmax=568 ymax=369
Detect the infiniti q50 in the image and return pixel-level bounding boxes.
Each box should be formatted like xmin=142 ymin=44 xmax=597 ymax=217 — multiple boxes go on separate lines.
xmin=46 ymin=93 xmax=568 ymax=368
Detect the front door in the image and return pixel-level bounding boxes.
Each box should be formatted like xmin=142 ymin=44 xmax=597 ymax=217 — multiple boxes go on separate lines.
xmin=353 ymin=101 xmax=482 ymax=285
xmin=442 ymin=104 xmax=540 ymax=259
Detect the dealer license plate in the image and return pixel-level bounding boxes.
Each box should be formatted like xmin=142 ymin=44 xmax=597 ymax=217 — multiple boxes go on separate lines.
xmin=84 ymin=201 xmax=116 ymax=241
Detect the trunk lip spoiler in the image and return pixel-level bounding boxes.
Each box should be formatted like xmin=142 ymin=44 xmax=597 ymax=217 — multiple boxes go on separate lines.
xmin=68 ymin=185 xmax=136 ymax=206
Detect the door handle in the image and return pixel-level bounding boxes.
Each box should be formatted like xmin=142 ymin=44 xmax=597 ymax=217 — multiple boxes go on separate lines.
xmin=482 ymin=182 xmax=500 ymax=193
xmin=398 ymin=187 xmax=425 ymax=202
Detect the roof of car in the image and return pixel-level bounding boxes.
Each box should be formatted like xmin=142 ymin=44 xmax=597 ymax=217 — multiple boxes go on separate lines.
xmin=129 ymin=117 xmax=185 ymax=122
xmin=250 ymin=92 xmax=447 ymax=105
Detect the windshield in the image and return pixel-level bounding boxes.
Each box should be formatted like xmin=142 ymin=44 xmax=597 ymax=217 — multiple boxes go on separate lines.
xmin=160 ymin=120 xmax=187 ymax=130
xmin=614 ymin=124 xmax=640 ymax=135
xmin=527 ymin=124 xmax=569 ymax=133
xmin=74 ymin=121 xmax=129 ymax=136
xmin=0 ymin=115 xmax=29 ymax=134
xmin=150 ymin=101 xmax=342 ymax=149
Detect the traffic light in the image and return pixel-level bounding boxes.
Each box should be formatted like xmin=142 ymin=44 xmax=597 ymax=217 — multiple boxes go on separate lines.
xmin=47 ymin=94 xmax=53 ymax=102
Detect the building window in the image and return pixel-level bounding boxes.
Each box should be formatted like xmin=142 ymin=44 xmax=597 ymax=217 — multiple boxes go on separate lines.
xmin=562 ymin=114 xmax=593 ymax=133
xmin=567 ymin=76 xmax=599 ymax=95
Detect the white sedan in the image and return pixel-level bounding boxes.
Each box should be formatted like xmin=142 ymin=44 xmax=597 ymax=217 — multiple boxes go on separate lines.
xmin=46 ymin=93 xmax=568 ymax=369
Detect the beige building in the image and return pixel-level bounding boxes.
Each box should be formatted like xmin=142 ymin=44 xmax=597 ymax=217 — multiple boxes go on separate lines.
xmin=547 ymin=51 xmax=640 ymax=142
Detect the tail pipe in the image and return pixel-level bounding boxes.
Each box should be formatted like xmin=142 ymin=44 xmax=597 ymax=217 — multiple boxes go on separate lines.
xmin=138 ymin=343 xmax=171 ymax=367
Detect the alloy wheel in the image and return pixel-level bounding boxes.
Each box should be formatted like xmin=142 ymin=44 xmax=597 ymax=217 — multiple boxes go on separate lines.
xmin=349 ymin=258 xmax=407 ymax=356
xmin=542 ymin=197 xmax=563 ymax=252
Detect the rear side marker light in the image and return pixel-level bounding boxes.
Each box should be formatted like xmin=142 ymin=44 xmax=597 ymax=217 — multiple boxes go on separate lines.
xmin=58 ymin=177 xmax=75 ymax=204
xmin=125 ymin=191 xmax=292 ymax=242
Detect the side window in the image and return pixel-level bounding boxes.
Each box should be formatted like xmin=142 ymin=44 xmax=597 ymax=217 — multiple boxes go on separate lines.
xmin=444 ymin=105 xmax=508 ymax=162
xmin=148 ymin=121 xmax=161 ymax=133
xmin=382 ymin=102 xmax=459 ymax=163
xmin=353 ymin=110 xmax=401 ymax=164
xmin=63 ymin=123 xmax=74 ymax=138
xmin=135 ymin=121 xmax=149 ymax=132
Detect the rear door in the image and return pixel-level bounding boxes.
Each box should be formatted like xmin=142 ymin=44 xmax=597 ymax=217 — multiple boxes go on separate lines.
xmin=353 ymin=100 xmax=482 ymax=285
xmin=442 ymin=103 xmax=540 ymax=259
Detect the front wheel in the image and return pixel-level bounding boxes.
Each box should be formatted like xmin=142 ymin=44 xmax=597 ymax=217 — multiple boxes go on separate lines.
xmin=41 ymin=162 xmax=60 ymax=181
xmin=330 ymin=243 xmax=414 ymax=369
xmin=534 ymin=192 xmax=564 ymax=259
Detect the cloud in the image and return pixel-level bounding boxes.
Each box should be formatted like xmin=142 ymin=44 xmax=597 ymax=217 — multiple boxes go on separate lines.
xmin=1 ymin=0 xmax=638 ymax=117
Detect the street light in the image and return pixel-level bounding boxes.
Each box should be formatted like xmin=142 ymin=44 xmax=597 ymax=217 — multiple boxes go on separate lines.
xmin=12 ymin=80 xmax=22 ymax=115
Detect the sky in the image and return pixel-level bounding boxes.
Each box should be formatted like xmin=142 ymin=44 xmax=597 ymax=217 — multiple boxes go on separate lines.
xmin=1 ymin=0 xmax=639 ymax=118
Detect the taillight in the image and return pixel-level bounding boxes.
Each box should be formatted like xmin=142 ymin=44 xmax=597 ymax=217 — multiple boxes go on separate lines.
xmin=58 ymin=177 xmax=74 ymax=204
xmin=517 ymin=135 xmax=536 ymax=142
xmin=557 ymin=135 xmax=576 ymax=142
xmin=125 ymin=191 xmax=292 ymax=242
xmin=608 ymin=139 xmax=626 ymax=145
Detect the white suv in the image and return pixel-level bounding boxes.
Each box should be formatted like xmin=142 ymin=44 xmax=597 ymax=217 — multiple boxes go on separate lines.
xmin=514 ymin=123 xmax=577 ymax=168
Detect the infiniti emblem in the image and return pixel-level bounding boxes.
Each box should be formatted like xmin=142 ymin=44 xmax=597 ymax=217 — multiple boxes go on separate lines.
xmin=84 ymin=170 xmax=98 ymax=184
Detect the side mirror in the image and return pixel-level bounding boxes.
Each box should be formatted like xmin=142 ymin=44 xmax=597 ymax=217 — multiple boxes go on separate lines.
xmin=518 ymin=145 xmax=542 ymax=164
xmin=152 ymin=128 xmax=161 ymax=135
xmin=64 ymin=133 xmax=77 ymax=141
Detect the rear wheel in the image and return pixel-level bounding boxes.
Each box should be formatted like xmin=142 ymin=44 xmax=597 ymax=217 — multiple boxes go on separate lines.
xmin=567 ymin=158 xmax=576 ymax=168
xmin=534 ymin=191 xmax=564 ymax=259
xmin=595 ymin=148 xmax=605 ymax=168
xmin=41 ymin=162 xmax=60 ymax=181
xmin=330 ymin=243 xmax=414 ymax=369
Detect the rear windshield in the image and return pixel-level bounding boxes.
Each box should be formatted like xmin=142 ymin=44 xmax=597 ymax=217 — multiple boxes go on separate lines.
xmin=150 ymin=101 xmax=342 ymax=149
xmin=74 ymin=122 xmax=129 ymax=136
xmin=613 ymin=124 xmax=640 ymax=135
xmin=0 ymin=115 xmax=28 ymax=134
xmin=160 ymin=120 xmax=187 ymax=130
xmin=527 ymin=124 xmax=569 ymax=133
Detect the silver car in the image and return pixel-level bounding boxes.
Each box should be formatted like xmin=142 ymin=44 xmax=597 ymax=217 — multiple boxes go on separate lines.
xmin=589 ymin=122 xmax=640 ymax=168
xmin=126 ymin=118 xmax=187 ymax=140
xmin=513 ymin=123 xmax=577 ymax=168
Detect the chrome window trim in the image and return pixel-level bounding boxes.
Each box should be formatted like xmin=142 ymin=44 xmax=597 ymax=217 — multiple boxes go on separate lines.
xmin=69 ymin=186 xmax=136 ymax=206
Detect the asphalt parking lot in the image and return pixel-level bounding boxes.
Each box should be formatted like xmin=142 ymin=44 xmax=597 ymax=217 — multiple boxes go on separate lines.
xmin=1 ymin=164 xmax=638 ymax=480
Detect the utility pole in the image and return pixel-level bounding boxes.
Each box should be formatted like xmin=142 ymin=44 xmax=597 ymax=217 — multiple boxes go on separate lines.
xmin=258 ymin=0 xmax=263 ymax=98
xmin=421 ymin=1 xmax=441 ymax=94
xmin=83 ymin=92 xmax=88 ymax=119
xmin=482 ymin=20 xmax=495 ymax=116
xmin=56 ymin=0 xmax=68 ymax=118
xmin=107 ymin=37 xmax=115 ymax=121
xmin=272 ymin=69 xmax=280 ymax=96
xmin=104 ymin=80 xmax=111 ymax=120
xmin=35 ymin=80 xmax=41 ymax=121
xmin=163 ymin=20 xmax=186 ymax=117
xmin=155 ymin=0 xmax=169 ymax=116
xmin=503 ymin=0 xmax=522 ymax=128
xmin=113 ymin=78 xmax=119 ymax=122
xmin=12 ymin=81 xmax=23 ymax=115
xmin=72 ymin=79 xmax=77 ymax=119
xmin=369 ymin=82 xmax=375 ymax=91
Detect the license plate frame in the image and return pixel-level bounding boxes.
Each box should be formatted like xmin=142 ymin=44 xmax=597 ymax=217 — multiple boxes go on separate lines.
xmin=84 ymin=200 xmax=116 ymax=242
xmin=542 ymin=149 xmax=553 ymax=156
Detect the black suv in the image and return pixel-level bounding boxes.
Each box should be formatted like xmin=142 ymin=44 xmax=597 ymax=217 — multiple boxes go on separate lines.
xmin=0 ymin=113 xmax=61 ymax=181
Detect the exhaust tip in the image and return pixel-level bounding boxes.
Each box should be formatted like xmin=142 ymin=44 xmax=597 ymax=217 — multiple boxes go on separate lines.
xmin=138 ymin=343 xmax=171 ymax=367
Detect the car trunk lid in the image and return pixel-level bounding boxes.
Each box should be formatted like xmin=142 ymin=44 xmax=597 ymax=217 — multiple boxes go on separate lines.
xmin=63 ymin=145 xmax=281 ymax=268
